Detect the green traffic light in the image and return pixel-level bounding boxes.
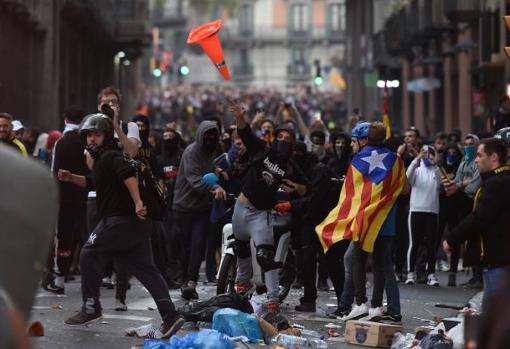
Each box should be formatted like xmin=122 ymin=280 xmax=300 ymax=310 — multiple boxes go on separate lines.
xmin=153 ymin=68 xmax=162 ymax=77
xmin=180 ymin=65 xmax=190 ymax=76
xmin=314 ymin=76 xmax=323 ymax=86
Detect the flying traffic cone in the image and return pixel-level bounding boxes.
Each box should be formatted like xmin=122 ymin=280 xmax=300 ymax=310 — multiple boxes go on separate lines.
xmin=187 ymin=19 xmax=231 ymax=80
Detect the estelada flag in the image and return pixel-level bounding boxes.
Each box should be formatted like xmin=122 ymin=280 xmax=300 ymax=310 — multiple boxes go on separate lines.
xmin=316 ymin=146 xmax=405 ymax=253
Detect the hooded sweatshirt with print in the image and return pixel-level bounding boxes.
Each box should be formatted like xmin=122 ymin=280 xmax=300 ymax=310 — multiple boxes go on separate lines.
xmin=173 ymin=121 xmax=220 ymax=212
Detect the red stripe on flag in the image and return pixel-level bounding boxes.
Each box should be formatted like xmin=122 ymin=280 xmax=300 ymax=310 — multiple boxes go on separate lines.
xmin=360 ymin=157 xmax=404 ymax=247
xmin=360 ymin=166 xmax=394 ymax=246
xmin=354 ymin=175 xmax=373 ymax=241
xmin=322 ymin=167 xmax=355 ymax=246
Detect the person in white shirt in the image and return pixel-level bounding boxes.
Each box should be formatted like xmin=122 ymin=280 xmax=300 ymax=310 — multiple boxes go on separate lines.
xmin=405 ymin=145 xmax=442 ymax=286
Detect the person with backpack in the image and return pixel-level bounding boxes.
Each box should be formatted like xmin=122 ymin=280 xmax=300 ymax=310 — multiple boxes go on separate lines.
xmin=56 ymin=114 xmax=184 ymax=337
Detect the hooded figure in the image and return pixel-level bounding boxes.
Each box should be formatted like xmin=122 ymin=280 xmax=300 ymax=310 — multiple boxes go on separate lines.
xmin=132 ymin=114 xmax=150 ymax=147
xmin=327 ymin=131 xmax=352 ymax=177
xmin=441 ymin=143 xmax=463 ymax=176
xmin=172 ymin=121 xmax=221 ymax=212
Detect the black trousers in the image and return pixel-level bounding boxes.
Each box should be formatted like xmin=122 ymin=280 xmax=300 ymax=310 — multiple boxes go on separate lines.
xmin=299 ymin=223 xmax=349 ymax=303
xmin=173 ymin=211 xmax=210 ymax=283
xmin=407 ymin=212 xmax=438 ymax=274
xmin=54 ymin=203 xmax=88 ymax=277
xmin=80 ymin=215 xmax=178 ymax=322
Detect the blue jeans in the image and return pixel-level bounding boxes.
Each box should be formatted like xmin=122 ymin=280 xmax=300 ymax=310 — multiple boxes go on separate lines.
xmin=339 ymin=241 xmax=356 ymax=309
xmin=483 ymin=267 xmax=505 ymax=311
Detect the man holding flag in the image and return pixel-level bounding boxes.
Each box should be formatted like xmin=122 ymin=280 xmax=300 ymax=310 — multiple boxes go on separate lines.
xmin=316 ymin=122 xmax=407 ymax=321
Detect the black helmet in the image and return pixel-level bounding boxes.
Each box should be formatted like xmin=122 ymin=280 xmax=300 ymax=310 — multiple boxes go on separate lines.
xmin=495 ymin=127 xmax=510 ymax=146
xmin=79 ymin=113 xmax=114 ymax=140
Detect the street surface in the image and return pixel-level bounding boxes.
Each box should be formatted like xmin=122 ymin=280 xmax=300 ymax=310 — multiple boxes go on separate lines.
xmin=32 ymin=271 xmax=477 ymax=348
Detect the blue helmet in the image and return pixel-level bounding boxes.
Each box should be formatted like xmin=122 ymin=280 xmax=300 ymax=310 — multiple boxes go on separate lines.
xmin=351 ymin=122 xmax=370 ymax=139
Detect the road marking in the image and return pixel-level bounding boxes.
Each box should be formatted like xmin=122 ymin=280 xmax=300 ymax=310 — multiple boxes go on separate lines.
xmin=126 ymin=298 xmax=157 ymax=311
xmin=103 ymin=314 xmax=153 ymax=322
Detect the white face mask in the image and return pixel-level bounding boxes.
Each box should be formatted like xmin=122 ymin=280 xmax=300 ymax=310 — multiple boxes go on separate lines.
xmin=311 ymin=143 xmax=326 ymax=159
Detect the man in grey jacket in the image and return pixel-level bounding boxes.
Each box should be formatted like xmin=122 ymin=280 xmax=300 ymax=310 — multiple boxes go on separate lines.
xmin=442 ymin=133 xmax=482 ymax=287
xmin=173 ymin=121 xmax=226 ymax=300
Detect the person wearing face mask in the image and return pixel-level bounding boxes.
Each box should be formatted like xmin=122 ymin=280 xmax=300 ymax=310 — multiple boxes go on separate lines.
xmin=436 ymin=143 xmax=464 ymax=284
xmin=158 ymin=127 xmax=184 ymax=289
xmin=439 ymin=134 xmax=483 ymax=289
xmin=309 ymin=130 xmax=331 ymax=165
xmin=327 ymin=131 xmax=352 ymax=177
xmin=228 ymin=100 xmax=309 ymax=313
xmin=172 ymin=121 xmax=227 ymax=300
xmin=405 ymin=146 xmax=442 ymax=286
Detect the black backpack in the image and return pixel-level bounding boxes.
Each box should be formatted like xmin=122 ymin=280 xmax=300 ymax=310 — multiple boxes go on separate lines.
xmin=126 ymin=157 xmax=167 ymax=220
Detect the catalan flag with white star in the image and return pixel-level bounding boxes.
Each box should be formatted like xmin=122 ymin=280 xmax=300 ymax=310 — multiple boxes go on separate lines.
xmin=316 ymin=146 xmax=406 ymax=253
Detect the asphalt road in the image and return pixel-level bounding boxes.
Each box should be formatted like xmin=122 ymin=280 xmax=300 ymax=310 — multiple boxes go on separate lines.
xmin=31 ymin=271 xmax=478 ymax=348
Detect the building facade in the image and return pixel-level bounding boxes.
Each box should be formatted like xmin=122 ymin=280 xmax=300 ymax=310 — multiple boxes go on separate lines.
xmin=0 ymin=0 xmax=150 ymax=130
xmin=152 ymin=0 xmax=347 ymax=90
xmin=348 ymin=0 xmax=509 ymax=136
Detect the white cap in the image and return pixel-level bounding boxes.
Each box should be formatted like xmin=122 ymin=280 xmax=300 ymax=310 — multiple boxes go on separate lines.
xmin=12 ymin=120 xmax=24 ymax=132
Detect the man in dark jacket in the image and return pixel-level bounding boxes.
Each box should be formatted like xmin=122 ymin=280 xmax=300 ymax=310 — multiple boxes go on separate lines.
xmin=44 ymin=105 xmax=88 ymax=294
xmin=229 ymin=100 xmax=309 ymax=313
xmin=58 ymin=115 xmax=184 ymax=337
xmin=173 ymin=121 xmax=226 ymax=300
xmin=443 ymin=138 xmax=510 ymax=309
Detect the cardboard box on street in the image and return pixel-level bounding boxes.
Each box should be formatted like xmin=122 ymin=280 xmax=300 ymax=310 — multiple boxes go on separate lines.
xmin=344 ymin=320 xmax=403 ymax=348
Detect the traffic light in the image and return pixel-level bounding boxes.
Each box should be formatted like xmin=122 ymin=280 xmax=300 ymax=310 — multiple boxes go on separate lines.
xmin=313 ymin=59 xmax=322 ymax=86
xmin=179 ymin=65 xmax=190 ymax=76
xmin=153 ymin=68 xmax=162 ymax=77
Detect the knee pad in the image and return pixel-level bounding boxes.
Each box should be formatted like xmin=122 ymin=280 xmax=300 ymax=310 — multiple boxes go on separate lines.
xmin=233 ymin=239 xmax=251 ymax=259
xmin=256 ymin=244 xmax=283 ymax=272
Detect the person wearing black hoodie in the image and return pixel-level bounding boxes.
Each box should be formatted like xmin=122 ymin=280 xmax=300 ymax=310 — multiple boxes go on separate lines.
xmin=290 ymin=142 xmax=350 ymax=313
xmin=229 ymin=100 xmax=308 ymax=313
xmin=158 ymin=127 xmax=184 ymax=288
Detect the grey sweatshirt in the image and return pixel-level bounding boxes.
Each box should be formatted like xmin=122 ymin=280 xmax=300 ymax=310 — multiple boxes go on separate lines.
xmin=455 ymin=134 xmax=481 ymax=198
xmin=172 ymin=121 xmax=219 ymax=212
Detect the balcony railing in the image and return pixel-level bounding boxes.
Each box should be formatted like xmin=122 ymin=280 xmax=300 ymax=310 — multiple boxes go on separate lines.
xmin=287 ymin=63 xmax=311 ymax=80
xmin=233 ymin=65 xmax=254 ymax=80
xmin=444 ymin=0 xmax=480 ymax=22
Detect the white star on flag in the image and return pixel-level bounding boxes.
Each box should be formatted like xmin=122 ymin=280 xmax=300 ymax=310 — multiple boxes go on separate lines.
xmin=361 ymin=150 xmax=388 ymax=174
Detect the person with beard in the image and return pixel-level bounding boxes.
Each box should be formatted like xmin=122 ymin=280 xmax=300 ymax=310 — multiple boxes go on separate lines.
xmin=173 ymin=121 xmax=227 ymax=300
xmin=289 ymin=142 xmax=350 ymax=314
xmin=57 ymin=115 xmax=184 ymax=336
xmin=229 ymin=100 xmax=309 ymax=313
xmin=158 ymin=126 xmax=184 ymax=288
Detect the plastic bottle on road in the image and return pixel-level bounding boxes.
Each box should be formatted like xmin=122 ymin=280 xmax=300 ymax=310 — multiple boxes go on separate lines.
xmin=272 ymin=334 xmax=328 ymax=348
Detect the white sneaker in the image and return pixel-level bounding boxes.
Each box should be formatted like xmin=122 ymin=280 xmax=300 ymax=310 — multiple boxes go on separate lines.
xmin=362 ymin=307 xmax=384 ymax=321
xmin=427 ymin=273 xmax=439 ymax=286
xmin=341 ymin=303 xmax=369 ymax=321
xmin=115 ymin=299 xmax=128 ymax=311
xmin=405 ymin=272 xmax=416 ymax=285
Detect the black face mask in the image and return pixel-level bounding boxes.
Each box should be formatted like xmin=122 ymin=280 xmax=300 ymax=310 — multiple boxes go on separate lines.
xmin=163 ymin=137 xmax=179 ymax=151
xmin=202 ymin=134 xmax=219 ymax=154
xmin=271 ymin=140 xmax=291 ymax=159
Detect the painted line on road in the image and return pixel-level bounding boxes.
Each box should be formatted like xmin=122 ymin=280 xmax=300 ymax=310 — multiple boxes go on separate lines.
xmin=103 ymin=314 xmax=153 ymax=322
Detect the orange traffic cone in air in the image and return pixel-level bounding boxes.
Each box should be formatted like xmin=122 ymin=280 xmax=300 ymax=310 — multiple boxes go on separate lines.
xmin=187 ymin=19 xmax=231 ymax=80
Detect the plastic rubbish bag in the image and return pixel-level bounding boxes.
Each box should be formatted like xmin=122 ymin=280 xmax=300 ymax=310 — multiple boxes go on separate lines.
xmin=178 ymin=293 xmax=253 ymax=322
xmin=272 ymin=334 xmax=328 ymax=348
xmin=447 ymin=323 xmax=464 ymax=349
xmin=212 ymin=308 xmax=263 ymax=342
xmin=167 ymin=329 xmax=236 ymax=349
xmin=391 ymin=332 xmax=416 ymax=349
xmin=143 ymin=340 xmax=170 ymax=349
xmin=420 ymin=331 xmax=453 ymax=349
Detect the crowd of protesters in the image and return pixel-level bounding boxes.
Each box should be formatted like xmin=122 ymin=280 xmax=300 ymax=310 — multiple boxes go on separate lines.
xmin=1 ymin=84 xmax=510 ymax=338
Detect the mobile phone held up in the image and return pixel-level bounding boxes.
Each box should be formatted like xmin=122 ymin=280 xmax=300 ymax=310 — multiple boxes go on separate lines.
xmin=101 ymin=103 xmax=114 ymax=119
